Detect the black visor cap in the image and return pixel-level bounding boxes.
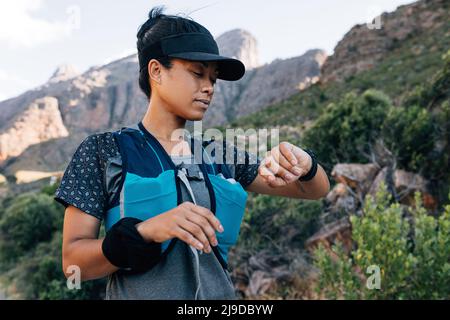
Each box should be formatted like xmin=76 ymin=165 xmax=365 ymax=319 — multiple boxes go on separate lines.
xmin=138 ymin=32 xmax=246 ymax=81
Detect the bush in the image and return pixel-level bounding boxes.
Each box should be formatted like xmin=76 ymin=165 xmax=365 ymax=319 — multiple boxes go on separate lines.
xmin=405 ymin=50 xmax=450 ymax=109
xmin=313 ymin=183 xmax=450 ymax=299
xmin=5 ymin=231 xmax=106 ymax=300
xmin=303 ymin=89 xmax=392 ymax=171
xmin=303 ymin=87 xmax=445 ymax=192
xmin=383 ymin=104 xmax=437 ymax=173
xmin=239 ymin=193 xmax=323 ymax=250
xmin=0 ymin=193 xmax=63 ymax=267
xmin=0 ymin=191 xmax=107 ymax=300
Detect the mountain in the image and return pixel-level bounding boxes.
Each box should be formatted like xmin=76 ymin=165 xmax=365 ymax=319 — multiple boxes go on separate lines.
xmin=232 ymin=0 xmax=449 ymax=129
xmin=0 ymin=29 xmax=325 ymax=179
xmin=48 ymin=64 xmax=80 ymax=84
xmin=202 ymin=48 xmax=325 ymax=126
xmin=215 ymin=29 xmax=261 ymax=70
xmin=0 ymin=96 xmax=69 ymax=162
xmin=228 ymin=0 xmax=449 ymax=210
xmin=321 ymin=0 xmax=448 ymax=83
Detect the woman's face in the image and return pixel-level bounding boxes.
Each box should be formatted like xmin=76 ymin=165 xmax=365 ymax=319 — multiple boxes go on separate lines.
xmin=154 ymin=58 xmax=219 ymax=121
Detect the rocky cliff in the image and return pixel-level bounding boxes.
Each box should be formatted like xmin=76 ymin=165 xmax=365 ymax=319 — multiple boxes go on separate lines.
xmin=203 ymin=48 xmax=325 ymax=125
xmin=321 ymin=0 xmax=449 ymax=83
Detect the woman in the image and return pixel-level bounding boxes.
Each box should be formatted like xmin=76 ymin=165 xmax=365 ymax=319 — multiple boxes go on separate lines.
xmin=55 ymin=7 xmax=330 ymax=300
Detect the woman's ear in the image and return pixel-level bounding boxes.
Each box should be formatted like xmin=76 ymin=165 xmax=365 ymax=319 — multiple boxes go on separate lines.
xmin=148 ymin=59 xmax=162 ymax=85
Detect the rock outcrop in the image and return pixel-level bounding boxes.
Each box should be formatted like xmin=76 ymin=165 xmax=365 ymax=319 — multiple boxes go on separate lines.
xmin=48 ymin=64 xmax=80 ymax=84
xmin=216 ymin=29 xmax=261 ymax=70
xmin=305 ymin=161 xmax=438 ymax=253
xmin=321 ymin=0 xmax=449 ymax=83
xmin=0 ymin=97 xmax=69 ymax=162
xmin=202 ymin=48 xmax=326 ymax=126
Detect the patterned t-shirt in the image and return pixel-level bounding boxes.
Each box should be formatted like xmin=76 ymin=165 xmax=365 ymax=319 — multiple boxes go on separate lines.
xmin=54 ymin=131 xmax=260 ymax=221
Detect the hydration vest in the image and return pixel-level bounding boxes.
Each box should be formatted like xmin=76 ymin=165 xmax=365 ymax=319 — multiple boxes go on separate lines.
xmin=104 ymin=121 xmax=248 ymax=270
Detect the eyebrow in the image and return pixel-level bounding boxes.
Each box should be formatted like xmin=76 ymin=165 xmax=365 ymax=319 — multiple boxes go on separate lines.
xmin=195 ymin=61 xmax=219 ymax=74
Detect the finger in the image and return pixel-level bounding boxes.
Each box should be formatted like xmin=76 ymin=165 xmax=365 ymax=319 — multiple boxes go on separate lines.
xmin=186 ymin=211 xmax=218 ymax=247
xmin=264 ymin=153 xmax=281 ymax=175
xmin=178 ymin=219 xmax=211 ymax=253
xmin=259 ymin=163 xmax=275 ymax=178
xmin=259 ymin=164 xmax=288 ymax=187
xmin=292 ymin=147 xmax=311 ymax=171
xmin=271 ymin=146 xmax=302 ymax=177
xmin=266 ymin=155 xmax=298 ymax=183
xmin=259 ymin=163 xmax=281 ymax=184
xmin=190 ymin=205 xmax=224 ymax=233
xmin=279 ymin=142 xmax=298 ymax=166
xmin=259 ymin=158 xmax=272 ymax=175
xmin=174 ymin=227 xmax=205 ymax=251
xmin=180 ymin=201 xmax=196 ymax=210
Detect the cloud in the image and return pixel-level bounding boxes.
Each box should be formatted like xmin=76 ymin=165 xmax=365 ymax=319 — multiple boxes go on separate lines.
xmin=0 ymin=0 xmax=80 ymax=48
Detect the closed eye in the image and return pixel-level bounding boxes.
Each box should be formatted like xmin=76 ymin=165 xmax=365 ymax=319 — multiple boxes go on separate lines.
xmin=192 ymin=71 xmax=216 ymax=85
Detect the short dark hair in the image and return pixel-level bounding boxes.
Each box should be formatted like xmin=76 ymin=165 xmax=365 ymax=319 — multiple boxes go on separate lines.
xmin=137 ymin=6 xmax=213 ymax=100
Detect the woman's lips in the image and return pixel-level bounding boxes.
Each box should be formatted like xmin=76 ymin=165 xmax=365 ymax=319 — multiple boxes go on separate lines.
xmin=194 ymin=99 xmax=209 ymax=108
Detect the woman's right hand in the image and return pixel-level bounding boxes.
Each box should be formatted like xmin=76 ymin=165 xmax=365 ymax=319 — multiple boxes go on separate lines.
xmin=136 ymin=202 xmax=224 ymax=254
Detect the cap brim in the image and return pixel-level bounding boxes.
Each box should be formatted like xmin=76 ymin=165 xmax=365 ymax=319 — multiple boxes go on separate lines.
xmin=167 ymin=52 xmax=245 ymax=81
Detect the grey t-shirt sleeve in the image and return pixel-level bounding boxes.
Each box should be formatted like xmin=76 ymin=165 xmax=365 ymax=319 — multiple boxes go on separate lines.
xmin=54 ymin=134 xmax=107 ymax=220
xmin=221 ymin=139 xmax=261 ymax=189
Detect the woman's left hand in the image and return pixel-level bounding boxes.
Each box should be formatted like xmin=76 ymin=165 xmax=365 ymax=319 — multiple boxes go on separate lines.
xmin=259 ymin=141 xmax=312 ymax=188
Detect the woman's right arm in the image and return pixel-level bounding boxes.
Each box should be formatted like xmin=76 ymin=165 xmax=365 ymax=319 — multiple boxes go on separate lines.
xmin=62 ymin=205 xmax=119 ymax=281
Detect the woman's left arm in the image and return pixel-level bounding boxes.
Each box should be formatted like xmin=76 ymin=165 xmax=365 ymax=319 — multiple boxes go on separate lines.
xmin=245 ymin=142 xmax=330 ymax=200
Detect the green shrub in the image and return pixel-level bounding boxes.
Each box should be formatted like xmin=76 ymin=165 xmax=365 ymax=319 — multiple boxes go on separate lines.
xmin=5 ymin=231 xmax=106 ymax=300
xmin=0 ymin=193 xmax=63 ymax=267
xmin=313 ymin=183 xmax=450 ymax=299
xmin=0 ymin=191 xmax=106 ymax=300
xmin=303 ymin=89 xmax=391 ymax=170
xmin=239 ymin=193 xmax=322 ymax=250
xmin=405 ymin=50 xmax=450 ymax=109
xmin=40 ymin=181 xmax=59 ymax=197
xmin=383 ymin=104 xmax=437 ymax=173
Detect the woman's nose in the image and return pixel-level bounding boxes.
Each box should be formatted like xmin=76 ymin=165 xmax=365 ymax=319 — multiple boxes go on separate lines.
xmin=201 ymin=83 xmax=214 ymax=95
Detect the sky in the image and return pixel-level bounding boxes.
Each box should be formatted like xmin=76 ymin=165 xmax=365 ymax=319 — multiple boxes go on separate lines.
xmin=0 ymin=0 xmax=414 ymax=102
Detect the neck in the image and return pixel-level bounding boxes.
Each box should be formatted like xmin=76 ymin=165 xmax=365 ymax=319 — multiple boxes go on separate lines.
xmin=141 ymin=95 xmax=186 ymax=141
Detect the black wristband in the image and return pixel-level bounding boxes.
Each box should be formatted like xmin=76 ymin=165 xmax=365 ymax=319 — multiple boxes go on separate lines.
xmin=102 ymin=217 xmax=162 ymax=274
xmin=298 ymin=148 xmax=318 ymax=181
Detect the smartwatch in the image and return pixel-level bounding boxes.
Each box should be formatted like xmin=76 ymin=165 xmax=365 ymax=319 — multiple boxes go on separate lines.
xmin=298 ymin=148 xmax=318 ymax=181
